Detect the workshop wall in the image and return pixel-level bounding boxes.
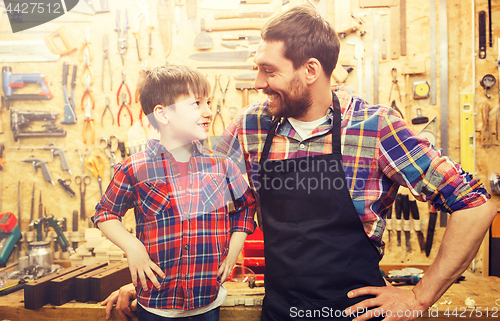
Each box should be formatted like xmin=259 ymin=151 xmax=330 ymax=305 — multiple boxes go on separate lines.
xmin=0 ymin=0 xmax=498 ymax=273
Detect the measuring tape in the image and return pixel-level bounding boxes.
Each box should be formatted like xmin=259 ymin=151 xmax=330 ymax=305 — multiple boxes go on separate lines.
xmin=413 ymin=81 xmax=430 ymax=99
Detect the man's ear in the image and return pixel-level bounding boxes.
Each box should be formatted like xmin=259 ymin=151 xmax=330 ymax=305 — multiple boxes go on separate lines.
xmin=304 ymin=58 xmax=322 ymax=85
xmin=154 ymin=104 xmax=168 ymax=125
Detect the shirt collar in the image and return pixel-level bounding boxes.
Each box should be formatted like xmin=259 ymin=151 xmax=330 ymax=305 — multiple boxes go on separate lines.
xmin=146 ymin=139 xmax=207 ymax=160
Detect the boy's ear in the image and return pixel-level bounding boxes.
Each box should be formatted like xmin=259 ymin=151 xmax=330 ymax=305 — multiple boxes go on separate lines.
xmin=153 ymin=105 xmax=169 ymax=125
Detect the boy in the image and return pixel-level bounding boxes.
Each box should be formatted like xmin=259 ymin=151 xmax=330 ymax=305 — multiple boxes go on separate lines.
xmin=92 ymin=65 xmax=256 ymax=320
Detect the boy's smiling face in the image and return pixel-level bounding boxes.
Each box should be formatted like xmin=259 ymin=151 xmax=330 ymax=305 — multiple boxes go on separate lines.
xmin=163 ymin=92 xmax=212 ymax=145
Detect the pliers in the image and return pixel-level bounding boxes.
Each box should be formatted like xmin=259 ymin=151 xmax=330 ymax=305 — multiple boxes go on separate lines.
xmin=212 ymin=99 xmax=225 ymax=135
xmin=133 ymin=0 xmax=153 ymax=60
xmin=217 ymin=74 xmax=230 ymax=106
xmin=115 ymin=8 xmax=129 ymax=66
xmin=117 ymin=71 xmax=132 ymax=106
xmin=118 ymin=92 xmax=133 ymax=126
xmin=102 ymin=34 xmax=112 ymax=91
xmin=80 ymin=26 xmax=93 ymax=86
xmin=101 ymin=96 xmax=114 ymax=126
xmin=83 ymin=88 xmax=95 ymax=144
xmin=81 ymin=75 xmax=95 ymax=111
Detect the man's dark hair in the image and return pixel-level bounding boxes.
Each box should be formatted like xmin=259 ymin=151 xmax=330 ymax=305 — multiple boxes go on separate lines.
xmin=138 ymin=65 xmax=210 ymax=130
xmin=261 ymin=4 xmax=340 ymax=77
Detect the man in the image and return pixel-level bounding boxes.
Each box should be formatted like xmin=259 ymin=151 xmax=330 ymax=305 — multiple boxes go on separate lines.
xmin=103 ymin=5 xmax=497 ymax=321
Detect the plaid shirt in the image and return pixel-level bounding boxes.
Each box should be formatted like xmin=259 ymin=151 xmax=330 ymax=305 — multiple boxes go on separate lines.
xmin=92 ymin=139 xmax=256 ymax=310
xmin=214 ymin=84 xmax=490 ymax=255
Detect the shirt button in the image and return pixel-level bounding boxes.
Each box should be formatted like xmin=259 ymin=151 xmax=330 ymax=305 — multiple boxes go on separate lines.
xmin=184 ymin=245 xmax=189 ymax=250
xmin=300 ymin=144 xmax=305 ymax=149
xmin=178 ymin=186 xmax=182 ymax=191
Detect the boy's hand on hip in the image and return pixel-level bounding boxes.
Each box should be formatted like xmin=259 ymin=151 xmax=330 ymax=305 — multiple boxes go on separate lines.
xmin=126 ymin=239 xmax=166 ymax=291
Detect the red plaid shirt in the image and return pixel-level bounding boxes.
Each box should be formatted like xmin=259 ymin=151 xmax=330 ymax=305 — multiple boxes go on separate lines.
xmin=92 ymin=139 xmax=256 ymax=310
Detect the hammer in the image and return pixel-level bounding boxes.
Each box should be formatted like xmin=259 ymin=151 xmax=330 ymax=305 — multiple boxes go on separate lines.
xmin=235 ymin=82 xmax=257 ymax=108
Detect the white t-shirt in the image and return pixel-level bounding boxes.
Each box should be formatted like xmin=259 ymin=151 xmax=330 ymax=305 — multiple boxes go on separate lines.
xmin=139 ymin=284 xmax=227 ymax=318
xmin=287 ymin=115 xmax=329 ymax=140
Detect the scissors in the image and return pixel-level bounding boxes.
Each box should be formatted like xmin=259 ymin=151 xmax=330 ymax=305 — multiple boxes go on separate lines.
xmin=99 ymin=135 xmax=119 ymax=179
xmin=75 ymin=148 xmax=90 ymax=175
xmin=58 ymin=178 xmax=76 ymax=198
xmin=85 ymin=155 xmax=105 ymax=197
xmin=75 ymin=175 xmax=91 ymax=221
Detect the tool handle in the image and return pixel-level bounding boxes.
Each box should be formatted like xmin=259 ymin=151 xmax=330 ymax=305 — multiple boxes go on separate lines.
xmin=71 ymin=64 xmax=78 ymax=88
xmin=386 ymin=204 xmax=393 ymax=231
xmin=409 ymin=200 xmax=421 ymax=230
xmin=62 ymin=63 xmax=69 ymax=86
xmin=394 ymin=194 xmax=402 ymax=231
xmin=205 ymin=21 xmax=265 ymax=32
xmin=425 ymin=204 xmax=438 ymax=256
xmin=53 ymin=148 xmax=71 ymax=173
xmin=402 ymin=195 xmax=410 ymax=230
xmin=47 ymin=216 xmax=71 ymax=252
xmin=186 ymin=0 xmax=196 ymax=18
xmin=39 ymin=161 xmax=54 ymax=185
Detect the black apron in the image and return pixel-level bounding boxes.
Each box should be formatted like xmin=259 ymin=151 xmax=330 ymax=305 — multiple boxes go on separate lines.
xmin=258 ymin=92 xmax=386 ymax=320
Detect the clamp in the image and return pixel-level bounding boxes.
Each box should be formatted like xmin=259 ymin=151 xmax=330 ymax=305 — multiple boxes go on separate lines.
xmin=115 ymin=8 xmax=129 ymax=66
xmin=118 ymin=92 xmax=133 ymax=126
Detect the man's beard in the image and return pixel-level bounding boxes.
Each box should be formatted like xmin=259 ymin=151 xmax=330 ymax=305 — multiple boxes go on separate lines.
xmin=264 ymin=75 xmax=312 ymax=119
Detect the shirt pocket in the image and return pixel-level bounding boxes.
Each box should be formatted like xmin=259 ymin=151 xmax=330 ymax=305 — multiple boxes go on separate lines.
xmin=138 ymin=181 xmax=171 ymax=220
xmin=200 ymin=174 xmax=227 ymax=213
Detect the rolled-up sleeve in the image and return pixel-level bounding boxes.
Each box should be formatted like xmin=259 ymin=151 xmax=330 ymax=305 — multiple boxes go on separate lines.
xmin=226 ymin=159 xmax=256 ymax=234
xmin=92 ymin=161 xmax=136 ymax=226
xmin=378 ymin=111 xmax=490 ymax=213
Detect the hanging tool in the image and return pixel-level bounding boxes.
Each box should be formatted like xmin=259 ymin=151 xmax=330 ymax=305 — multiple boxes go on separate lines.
xmin=2 ymin=66 xmax=53 ymax=110
xmin=481 ymin=103 xmax=493 ymax=147
xmin=44 ymin=27 xmax=78 ymax=56
xmin=10 ymin=143 xmax=71 ymax=174
xmin=359 ymin=10 xmax=386 ymax=105
xmin=58 ymin=179 xmax=76 ymax=198
xmin=61 ymin=62 xmax=77 ymax=125
xmin=409 ymin=197 xmax=425 ymax=252
xmin=72 ymin=210 xmax=79 ymax=249
xmin=29 ymin=183 xmax=34 ymax=231
xmin=430 ymin=0 xmax=437 ymax=105
xmin=388 ymin=68 xmax=401 ymax=103
xmin=425 ymin=204 xmax=438 ymax=257
xmin=480 ymin=74 xmax=496 ymax=99
xmin=10 ymin=108 xmax=66 ymax=142
xmin=439 ymin=0 xmax=449 ymax=155
xmin=386 ymin=204 xmax=393 ymax=250
xmin=158 ymin=0 xmax=172 ymax=58
xmin=81 ymin=75 xmax=95 ymax=112
xmin=20 ymin=156 xmax=55 ymax=186
xmin=70 ymin=64 xmax=78 ymax=112
xmin=490 ymin=173 xmax=500 ymax=194
xmin=411 ymin=108 xmax=429 ymax=125
xmin=101 ymin=34 xmax=112 ymax=91
xmin=414 ymin=81 xmax=430 ymax=100
xmin=118 ymin=92 xmax=133 ymax=127
xmin=381 ymin=20 xmax=387 ymax=60
xmin=394 ymin=194 xmax=402 ymax=247
xmin=100 ymin=136 xmax=119 ymax=180
xmin=101 ymin=97 xmax=114 ymax=127
xmin=401 ymin=194 xmax=411 ymax=252
xmin=80 ymin=32 xmax=94 ymax=87
xmin=115 ymin=9 xmax=129 ymax=66
xmin=83 ymin=79 xmax=95 ymax=144
xmin=85 ymin=154 xmax=105 ymax=197
xmin=117 ymin=72 xmax=132 ymax=106
xmin=218 ymin=74 xmax=230 ymax=106
xmin=186 ymin=0 xmax=197 ymax=33
xmin=212 ymin=100 xmax=225 ymax=135
xmin=460 ymin=93 xmax=475 ymax=173
xmin=76 ymin=175 xmax=91 ymax=221
xmin=135 ymin=0 xmax=153 ymax=58
xmin=235 ymin=82 xmax=256 ymax=108
xmin=479 ymin=11 xmax=487 ymax=59
xmin=75 ymin=148 xmax=90 ymax=175
xmin=194 ymin=18 xmax=214 ymax=50
xmin=488 ymin=0 xmax=492 ymax=48
xmin=174 ymin=0 xmax=182 ymax=34
xmin=345 ymin=37 xmax=364 ymax=100
xmin=79 ymin=26 xmax=93 ymax=64
xmin=0 ymin=39 xmax=60 ymax=62
xmin=0 ymin=213 xmax=22 ymax=265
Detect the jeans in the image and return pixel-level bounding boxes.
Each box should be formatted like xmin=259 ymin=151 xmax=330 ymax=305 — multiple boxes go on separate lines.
xmin=137 ymin=304 xmax=220 ymax=321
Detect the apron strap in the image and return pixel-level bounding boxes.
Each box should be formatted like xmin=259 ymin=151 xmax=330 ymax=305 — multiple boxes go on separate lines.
xmin=260 ymin=90 xmax=343 ymax=163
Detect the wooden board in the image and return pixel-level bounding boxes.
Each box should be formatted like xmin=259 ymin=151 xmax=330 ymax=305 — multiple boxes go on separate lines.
xmin=24 ymin=265 xmax=86 ymax=310
xmin=90 ymin=262 xmax=131 ymax=301
xmin=50 ymin=262 xmax=108 ymax=306
xmin=75 ymin=262 xmax=119 ymax=303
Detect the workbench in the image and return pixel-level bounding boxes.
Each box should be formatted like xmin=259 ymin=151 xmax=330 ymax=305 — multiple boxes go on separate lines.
xmin=1 ymin=272 xmax=500 ymax=320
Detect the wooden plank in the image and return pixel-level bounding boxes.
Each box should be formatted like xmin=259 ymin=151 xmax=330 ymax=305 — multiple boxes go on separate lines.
xmin=50 ymin=262 xmax=108 ymax=306
xmin=24 ymin=265 xmax=86 ymax=310
xmin=75 ymin=262 xmax=120 ymax=303
xmin=90 ymin=262 xmax=132 ymax=302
